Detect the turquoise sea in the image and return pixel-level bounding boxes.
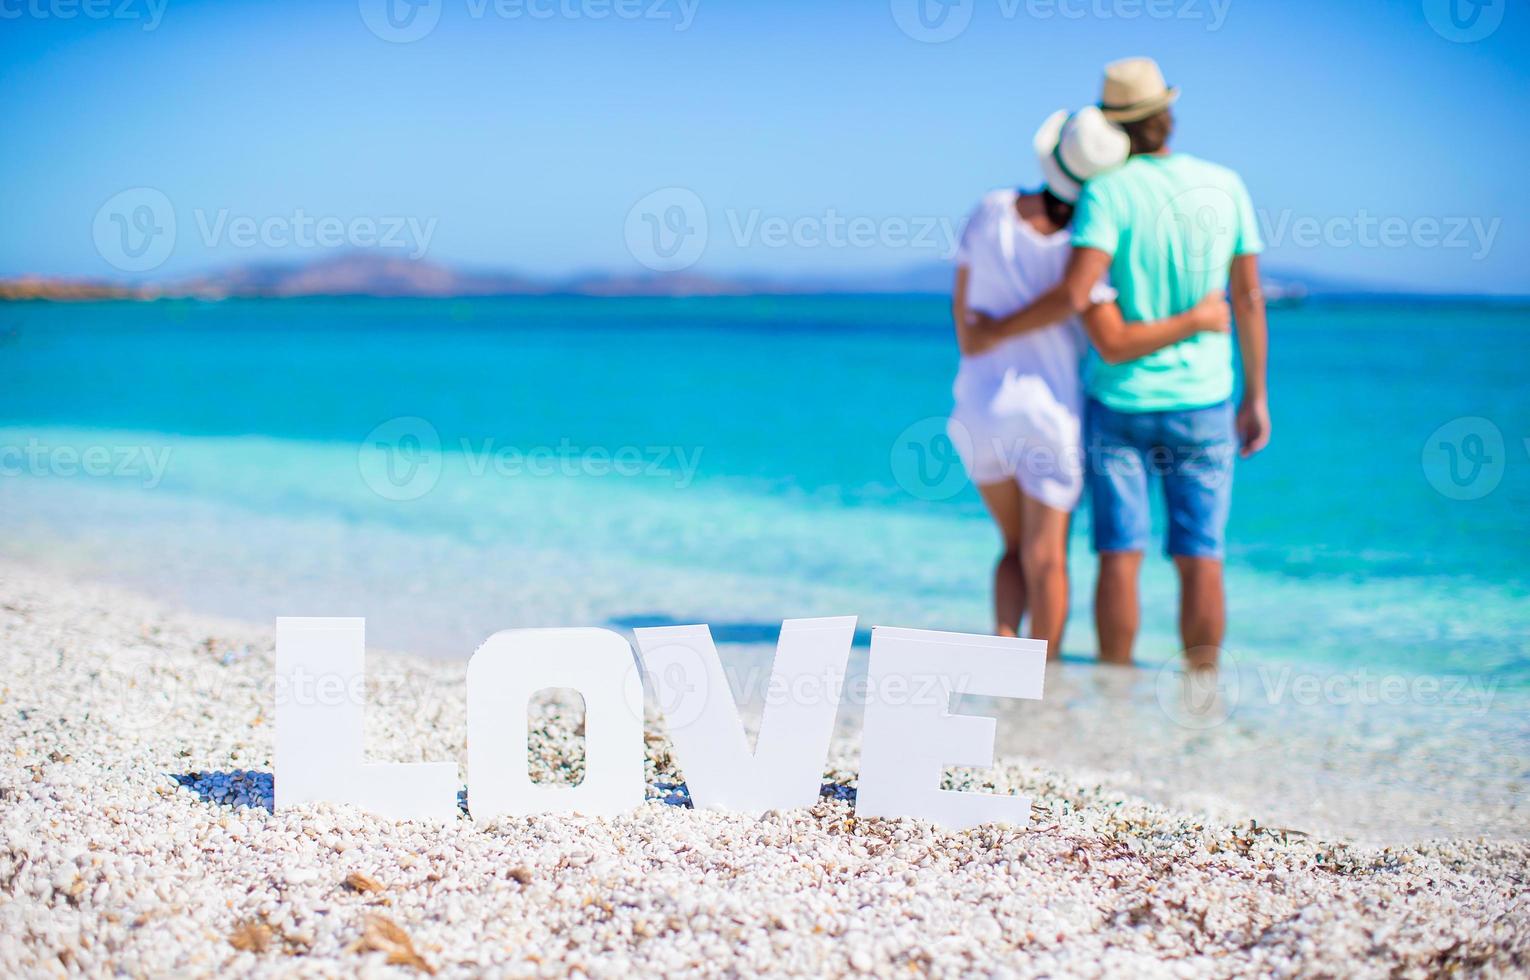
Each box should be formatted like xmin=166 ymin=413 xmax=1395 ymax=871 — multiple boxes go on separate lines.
xmin=2 ymin=296 xmax=1527 ymax=839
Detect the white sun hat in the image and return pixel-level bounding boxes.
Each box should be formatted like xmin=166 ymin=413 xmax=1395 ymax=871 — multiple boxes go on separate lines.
xmin=1034 ymin=106 xmax=1131 ymax=204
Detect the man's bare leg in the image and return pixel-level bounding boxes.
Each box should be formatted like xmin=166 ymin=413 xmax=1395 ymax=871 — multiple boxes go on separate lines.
xmin=1095 ymin=551 xmax=1142 ymax=665
xmin=977 ymin=481 xmax=1027 ymax=637
xmin=1174 ymin=555 xmax=1225 ymax=669
xmin=1019 ymin=494 xmax=1070 ymax=658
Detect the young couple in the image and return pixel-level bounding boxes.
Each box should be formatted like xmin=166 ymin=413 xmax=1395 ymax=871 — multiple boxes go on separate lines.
xmin=950 ymin=57 xmax=1270 ymax=669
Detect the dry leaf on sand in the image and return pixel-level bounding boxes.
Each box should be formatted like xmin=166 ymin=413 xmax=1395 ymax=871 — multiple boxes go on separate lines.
xmin=343 ymin=871 xmax=385 ymax=894
xmin=350 ymin=913 xmax=436 ymax=974
xmin=228 ymin=920 xmax=273 ymax=953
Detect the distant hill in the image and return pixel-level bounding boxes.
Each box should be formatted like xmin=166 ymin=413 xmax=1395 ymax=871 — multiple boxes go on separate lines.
xmin=0 ymin=276 xmax=144 ymax=301
xmin=165 ymin=253 xmax=545 ymax=299
xmin=0 ymin=251 xmax=1388 ymax=303
xmin=0 ymin=253 xmax=962 ymax=301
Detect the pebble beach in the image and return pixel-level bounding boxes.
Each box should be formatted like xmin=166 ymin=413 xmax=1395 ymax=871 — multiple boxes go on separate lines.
xmin=2 ymin=560 xmax=1527 ymax=978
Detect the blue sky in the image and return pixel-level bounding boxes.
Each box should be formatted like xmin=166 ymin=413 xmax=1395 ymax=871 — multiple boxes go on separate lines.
xmin=2 ymin=0 xmax=1526 ymax=293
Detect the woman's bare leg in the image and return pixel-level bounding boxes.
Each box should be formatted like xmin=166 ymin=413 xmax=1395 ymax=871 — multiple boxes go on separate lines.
xmin=976 ymin=481 xmax=1026 ymax=637
xmin=1019 ymin=494 xmax=1071 ymax=658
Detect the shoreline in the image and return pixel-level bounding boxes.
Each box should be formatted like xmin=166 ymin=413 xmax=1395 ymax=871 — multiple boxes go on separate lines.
xmin=2 ymin=558 xmax=1527 ymax=976
xmin=6 ymin=532 xmax=1524 ymax=846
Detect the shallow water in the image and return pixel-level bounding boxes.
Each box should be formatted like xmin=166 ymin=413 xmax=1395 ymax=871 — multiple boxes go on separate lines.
xmin=1 ymin=296 xmax=1526 ymax=841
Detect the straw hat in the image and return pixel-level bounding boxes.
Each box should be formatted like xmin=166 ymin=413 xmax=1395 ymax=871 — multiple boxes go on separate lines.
xmin=1098 ymin=57 xmax=1180 ymax=123
xmin=1034 ymin=106 xmax=1130 ymax=203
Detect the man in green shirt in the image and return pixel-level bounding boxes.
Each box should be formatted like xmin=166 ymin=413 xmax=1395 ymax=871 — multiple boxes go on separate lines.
xmin=973 ymin=58 xmax=1270 ymax=670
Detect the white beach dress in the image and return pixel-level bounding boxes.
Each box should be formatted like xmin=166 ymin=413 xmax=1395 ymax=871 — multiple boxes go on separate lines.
xmin=950 ymin=189 xmax=1107 ymax=512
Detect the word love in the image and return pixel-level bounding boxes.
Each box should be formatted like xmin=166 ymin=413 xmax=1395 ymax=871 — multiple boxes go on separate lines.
xmin=275 ymin=617 xmax=1046 ymax=830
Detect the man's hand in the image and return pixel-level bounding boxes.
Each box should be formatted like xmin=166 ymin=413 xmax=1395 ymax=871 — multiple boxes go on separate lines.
xmin=1236 ymin=395 xmax=1271 ymax=458
xmin=1229 ymin=254 xmax=1269 ymax=459
xmin=964 ymin=250 xmax=1115 ymax=347
xmin=1189 ymin=291 xmax=1232 ymax=334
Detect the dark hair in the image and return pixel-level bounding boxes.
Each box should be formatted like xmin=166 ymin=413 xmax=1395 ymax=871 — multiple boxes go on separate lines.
xmin=1121 ymin=109 xmax=1173 ymax=155
xmin=1040 ymin=188 xmax=1076 ymax=228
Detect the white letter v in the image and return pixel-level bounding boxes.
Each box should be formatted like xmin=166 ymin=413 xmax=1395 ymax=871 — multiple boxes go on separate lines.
xmin=635 ymin=617 xmax=855 ymax=814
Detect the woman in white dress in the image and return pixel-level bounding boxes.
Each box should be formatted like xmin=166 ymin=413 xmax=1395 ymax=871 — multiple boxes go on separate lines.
xmin=951 ymin=107 xmax=1229 ymax=654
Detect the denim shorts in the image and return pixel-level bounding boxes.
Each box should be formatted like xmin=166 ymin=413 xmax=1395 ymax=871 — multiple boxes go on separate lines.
xmin=1085 ymin=399 xmax=1236 ymax=559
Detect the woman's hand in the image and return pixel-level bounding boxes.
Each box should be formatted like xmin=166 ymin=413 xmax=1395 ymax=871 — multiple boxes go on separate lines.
xmin=965 ymin=310 xmax=999 ymax=332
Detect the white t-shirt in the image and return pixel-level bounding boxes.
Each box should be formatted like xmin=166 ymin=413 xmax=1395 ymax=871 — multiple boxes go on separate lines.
xmin=952 ymin=188 xmax=1103 ymax=419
